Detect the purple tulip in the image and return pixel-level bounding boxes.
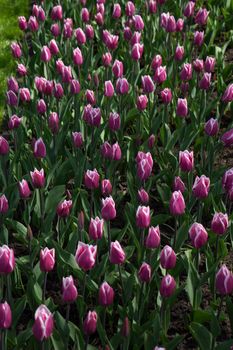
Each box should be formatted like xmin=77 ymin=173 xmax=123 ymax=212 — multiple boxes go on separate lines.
xmin=216 ymin=265 xmax=233 ymax=295
xmin=32 ymin=305 xmax=54 ymax=341
xmin=160 ymin=245 xmax=176 ymax=269
xmin=99 ymin=281 xmax=114 ymax=306
xmin=189 ymin=223 xmax=208 ymax=248
xmin=160 ymin=274 xmax=176 ymax=297
xmin=101 ymin=196 xmax=116 ymax=220
xmin=89 ymin=217 xmax=104 ymax=240
xmin=56 ymin=200 xmax=72 ymax=218
xmin=138 ymin=188 xmax=149 ymax=205
xmin=0 ymin=302 xmax=12 ymax=329
xmin=109 ymin=112 xmax=120 ymax=131
xmin=138 ymin=262 xmax=151 ymax=283
xmin=62 ymin=276 xmax=78 ymax=303
xmin=83 ymin=311 xmax=98 ymax=335
xmin=169 ymin=190 xmax=185 ymax=215
xmin=173 ymin=176 xmax=186 ymax=193
xmin=222 ymin=84 xmax=233 ymax=103
xmin=179 ymin=150 xmax=194 ymax=172
xmin=0 ymin=245 xmax=15 ymax=274
xmin=211 ymin=213 xmax=228 ymax=235
xmin=204 ymin=118 xmax=219 ymax=136
xmin=18 ymin=180 xmax=31 ymax=199
xmin=192 ymin=175 xmax=210 ymax=199
xmin=84 ymin=169 xmax=100 ymax=190
xmin=40 ymin=248 xmax=55 ymax=272
xmin=75 ymin=242 xmax=97 ymax=271
xmin=221 ymin=129 xmax=233 ymax=146
xmin=136 ymin=206 xmax=151 ymax=229
xmin=109 ymin=241 xmax=125 ymax=264
xmin=176 ymin=98 xmax=188 ymax=117
xmin=145 ymin=226 xmax=161 ymax=249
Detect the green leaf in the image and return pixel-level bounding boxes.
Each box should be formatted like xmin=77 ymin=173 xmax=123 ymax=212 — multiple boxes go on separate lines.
xmin=189 ymin=322 xmax=213 ymax=350
xmin=45 ymin=185 xmax=66 ymax=213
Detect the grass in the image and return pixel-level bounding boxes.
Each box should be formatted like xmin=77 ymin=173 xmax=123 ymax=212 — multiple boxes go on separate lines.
xmin=0 ymin=0 xmax=28 ymax=121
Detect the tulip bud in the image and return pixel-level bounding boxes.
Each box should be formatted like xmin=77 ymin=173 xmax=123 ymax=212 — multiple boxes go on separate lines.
xmin=51 ymin=23 xmax=61 ymax=37
xmin=101 ymin=179 xmax=112 ymax=197
xmin=81 ymin=8 xmax=90 ymax=23
xmin=112 ymin=59 xmax=123 ymax=78
xmin=221 ymin=129 xmax=233 ymax=146
xmin=126 ymin=1 xmax=135 ymax=17
xmin=199 ymin=72 xmax=211 ymax=90
xmin=112 ymin=4 xmax=121 ymax=19
xmin=17 ymin=63 xmax=27 ymax=76
xmin=102 ymin=52 xmax=112 ymax=67
xmin=48 ymin=112 xmax=59 ymax=134
xmin=104 ymin=81 xmax=115 ymax=97
xmin=75 ymin=242 xmax=97 ymax=271
xmin=0 ymin=136 xmax=9 ymax=155
xmin=180 ymin=63 xmax=192 ymax=81
xmin=73 ymin=47 xmax=83 ymax=66
xmin=151 ymin=55 xmax=162 ymax=71
xmin=136 ymin=152 xmax=153 ymax=181
xmin=62 ymin=276 xmax=78 ymax=303
xmin=211 ymin=212 xmax=228 ymax=235
xmin=101 ymin=196 xmax=116 ymax=220
xmin=154 ymin=66 xmax=167 ymax=84
xmin=78 ymin=211 xmax=85 ymax=231
xmin=124 ymin=27 xmax=132 ymax=41
xmin=175 ymin=45 xmax=184 ymax=61
xmin=7 ymin=77 xmax=18 ymax=93
xmin=138 ymin=262 xmax=151 ymax=283
xmin=89 ymin=217 xmax=104 ymax=240
xmin=193 ymin=59 xmax=204 ymax=73
xmin=136 ymin=206 xmax=151 ymax=229
xmin=122 ymin=317 xmax=130 ymax=337
xmin=170 ymin=190 xmax=185 ymax=215
xmin=0 ymin=195 xmax=9 ymax=214
xmin=0 ymin=302 xmax=12 ymax=329
xmin=6 ymin=90 xmax=17 ymax=106
xmin=33 ymin=138 xmax=46 ymax=159
xmin=19 ymin=88 xmax=31 ymax=103
xmin=116 ymin=77 xmax=129 ymax=95
xmin=85 ymin=89 xmax=96 ymax=105
xmin=110 ymin=240 xmax=125 ymax=264
xmin=176 ymin=18 xmax=184 ymax=32
xmin=179 ymin=150 xmax=194 ymax=172
xmin=194 ymin=31 xmax=204 ymax=47
xmin=138 ymin=188 xmax=149 ymax=204
xmin=183 ymin=1 xmax=195 ymax=17
xmin=176 ymin=98 xmax=188 ymax=117
xmin=51 ymin=5 xmax=63 ymax=20
xmin=145 ymin=226 xmax=161 ymax=249
xmin=57 ymin=200 xmax=72 ymax=218
xmin=76 ymin=28 xmax=86 ymax=45
xmin=30 ymin=168 xmax=45 ymax=188
xmin=32 ymin=305 xmax=54 ymax=341
xmin=18 ymin=16 xmax=27 ymax=31
xmin=84 ymin=169 xmax=100 ymax=190
xmin=99 ymin=281 xmax=114 ymax=306
xmin=109 ymin=112 xmax=120 ymax=131
xmin=216 ymin=265 xmax=233 ymax=295
xmin=83 ymin=311 xmax=98 ymax=335
xmin=222 ymin=84 xmax=233 ymax=103
xmin=41 ymin=46 xmax=51 ymax=62
xmin=160 ymin=274 xmax=176 ymax=297
xmin=28 ymin=16 xmax=39 ymax=32
xmin=142 ymin=75 xmax=155 ymax=94
xmin=160 ymin=245 xmax=176 ymax=269
xmin=149 ymin=0 xmax=157 ymax=14
xmin=204 ymin=118 xmax=218 ymax=136
xmin=137 ymin=95 xmax=148 ymax=111
xmin=131 ymin=43 xmax=144 ymax=60
xmin=222 ymin=168 xmax=233 ymax=191
xmin=160 ymin=88 xmax=172 ymax=104
xmin=11 ymin=42 xmax=22 ymax=59
xmin=204 ymin=56 xmax=215 ymax=73
xmin=166 ymin=15 xmax=176 ymax=32
xmin=95 ymin=12 xmax=104 ymax=26
xmin=195 ymin=8 xmax=209 ymax=26
xmin=189 ymin=222 xmax=208 ymax=249
xmin=148 ymin=134 xmax=155 ymax=149
xmin=40 ymin=248 xmax=55 ymax=272
xmin=72 ymin=132 xmax=83 ymax=148
xmin=70 ymin=79 xmax=80 ymax=95
xmin=37 ymin=99 xmax=47 ymax=115
xmin=0 ymin=245 xmax=15 ymax=274
xmin=8 ymin=115 xmax=22 ymax=130
xmin=18 ymin=179 xmax=31 ymax=199
xmin=192 ymin=175 xmax=210 ymax=199
xmin=173 ymin=176 xmax=186 ymax=193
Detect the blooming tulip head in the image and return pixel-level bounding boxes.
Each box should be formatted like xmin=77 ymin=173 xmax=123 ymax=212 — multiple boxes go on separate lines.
xmin=51 ymin=5 xmax=63 ymax=20
xmin=33 ymin=138 xmax=46 ymax=159
xmin=0 ymin=245 xmax=15 ymax=274
xmin=169 ymin=191 xmax=185 ymax=215
xmin=189 ymin=223 xmax=208 ymax=249
xmin=84 ymin=169 xmax=100 ymax=190
xmin=18 ymin=179 xmax=31 ymax=199
xmin=205 ymin=56 xmax=215 ymax=73
xmin=199 ymin=73 xmax=211 ymax=90
xmin=30 ymin=168 xmax=45 ymax=188
xmin=179 ymin=150 xmax=194 ymax=172
xmin=32 ymin=305 xmax=54 ymax=341
xmin=112 ymin=4 xmax=121 ymax=19
xmin=62 ymin=276 xmax=78 ymax=303
xmin=112 ymin=59 xmax=123 ymax=78
xmin=116 ymin=77 xmax=129 ymax=95
xmin=11 ymin=42 xmax=22 ymax=58
xmin=176 ymin=98 xmax=188 ymax=117
xmin=89 ymin=217 xmax=104 ymax=240
xmin=126 ymin=1 xmax=135 ymax=17
xmin=180 ymin=63 xmax=192 ymax=81
xmin=104 ymin=80 xmax=115 ymax=97
xmin=195 ymin=8 xmax=209 ymax=26
xmin=101 ymin=196 xmax=116 ymax=220
xmin=194 ymin=31 xmax=204 ymax=47
xmin=56 ymin=200 xmax=72 ymax=218
xmin=183 ymin=1 xmax=195 ymax=17
xmin=99 ymin=281 xmax=115 ymax=306
xmin=0 ymin=302 xmax=12 ymax=329
xmin=211 ymin=213 xmax=228 ymax=235
xmin=41 ymin=46 xmax=51 ymax=62
xmin=151 ymin=54 xmax=162 ymax=71
xmin=136 ymin=151 xmax=153 ymax=181
xmin=142 ymin=75 xmax=155 ymax=94
xmin=192 ymin=175 xmax=210 ymax=199
xmin=75 ymin=242 xmax=97 ymax=271
xmin=160 ymin=245 xmax=176 ymax=270
xmin=0 ymin=195 xmax=8 ymax=214
xmin=160 ymin=88 xmax=172 ymax=104
xmin=110 ymin=241 xmax=125 ymax=264
xmin=40 ymin=248 xmax=55 ymax=272
xmin=175 ymin=45 xmax=184 ymax=61
xmin=109 ymin=112 xmax=120 ymax=131
xmin=154 ymin=66 xmax=167 ymax=84
xmin=136 ymin=206 xmax=151 ymax=229
xmin=216 ymin=265 xmax=233 ymax=295
xmin=138 ymin=262 xmax=151 ymax=283
xmin=204 ymin=118 xmax=219 ymax=136
xmin=137 ymin=95 xmax=148 ymax=111
xmin=160 ymin=274 xmax=176 ymax=298
xmin=145 ymin=226 xmax=161 ymax=249
xmin=83 ymin=311 xmax=98 ymax=335
xmin=193 ymin=59 xmax=204 ymax=73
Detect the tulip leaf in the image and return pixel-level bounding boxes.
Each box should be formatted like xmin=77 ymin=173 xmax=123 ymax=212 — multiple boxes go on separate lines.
xmin=189 ymin=322 xmax=213 ymax=350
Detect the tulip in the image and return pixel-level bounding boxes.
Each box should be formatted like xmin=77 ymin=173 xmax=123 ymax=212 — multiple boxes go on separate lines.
xmin=211 ymin=213 xmax=228 ymax=235
xmin=180 ymin=63 xmax=192 ymax=81
xmin=37 ymin=99 xmax=47 ymax=115
xmin=51 ymin=5 xmax=63 ymax=20
xmin=160 ymin=274 xmax=176 ymax=297
xmin=18 ymin=179 xmax=31 ymax=199
xmin=112 ymin=4 xmax=121 ymax=19
xmin=32 ymin=305 xmax=54 ymax=341
xmin=111 ymin=142 xmax=121 ymax=160
xmin=81 ymin=8 xmax=90 ymax=22
xmin=169 ymin=190 xmax=185 ymax=215
xmin=0 ymin=136 xmax=9 ymax=155
xmin=102 ymin=52 xmax=112 ymax=67
xmin=138 ymin=188 xmax=149 ymax=204
xmin=175 ymin=45 xmax=184 ymax=61
xmin=160 ymin=245 xmax=176 ymax=270
xmin=40 ymin=248 xmax=55 ymax=272
xmin=19 ymin=88 xmax=30 ymax=103
xmin=51 ymin=23 xmax=61 ymax=37
xmin=17 ymin=63 xmax=27 ymax=76
xmin=18 ymin=16 xmax=27 ymax=31
xmin=130 ymin=31 xmax=141 ymax=46
xmin=72 ymin=132 xmax=83 ymax=148
xmin=0 ymin=245 xmax=15 ymax=274
xmin=95 ymin=12 xmax=104 ymax=26
xmin=195 ymin=8 xmax=209 ymax=26
xmin=101 ymin=179 xmax=112 ymax=197
xmin=221 ymin=129 xmax=233 ymax=146
xmin=142 ymin=75 xmax=155 ymax=94
xmin=199 ymin=72 xmax=211 ymax=90
xmin=137 ymin=152 xmax=153 ymax=181
xmin=116 ymin=77 xmax=129 ymax=95
xmin=126 ymin=1 xmax=135 ymax=16
xmin=54 ymin=83 xmax=64 ymax=99
xmin=62 ymin=276 xmax=78 ymax=303
xmin=149 ymin=0 xmax=157 ymax=14
xmin=161 ymin=88 xmax=172 ymax=104
xmin=11 ymin=42 xmax=22 ymax=59
xmin=48 ymin=112 xmax=59 ymax=134
xmin=28 ymin=16 xmax=39 ymax=31
xmin=179 ymin=150 xmax=194 ymax=172
xmin=73 ymin=47 xmax=83 ymax=66
xmin=138 ymin=262 xmax=151 ymax=283
xmin=99 ymin=281 xmax=114 ymax=306
xmin=133 ymin=14 xmax=144 ymax=31
xmin=216 ymin=265 xmax=233 ymax=295
xmin=30 ymin=168 xmax=45 ymax=188
xmin=222 ymin=168 xmax=233 ymax=191
xmin=136 ymin=206 xmax=151 ymax=229
xmin=192 ymin=175 xmax=210 ymax=199
xmin=6 ymin=90 xmax=17 ymax=106
xmin=112 ymin=60 xmax=123 ymax=78
xmin=75 ymin=242 xmax=97 ymax=271
xmin=0 ymin=195 xmax=9 ymax=214
xmin=166 ymin=15 xmax=176 ymax=32
xmin=194 ymin=31 xmax=204 ymax=47
xmin=183 ymin=1 xmax=195 ymax=17
xmin=104 ymin=81 xmax=114 ymax=97
xmin=8 ymin=115 xmax=22 ymax=130
xmin=154 ymin=66 xmax=167 ymax=84
xmin=189 ymin=223 xmax=208 ymax=249
xmin=70 ymin=79 xmax=80 ymax=95
xmin=109 ymin=112 xmax=120 ymax=131
xmin=7 ymin=77 xmax=18 ymax=93
xmin=84 ymin=169 xmax=100 ymax=190
xmin=85 ymin=90 xmax=96 ymax=105
xmin=89 ymin=217 xmax=104 ymax=240
xmin=176 ymin=18 xmax=184 ymax=32
xmin=0 ymin=302 xmax=12 ymax=329
xmin=151 ymin=55 xmax=162 ymax=71
xmin=204 ymin=118 xmax=219 ymax=136
xmin=222 ymin=84 xmax=233 ymax=103
xmin=176 ymin=98 xmax=188 ymax=117
xmin=76 ymin=28 xmax=86 ymax=45
xmin=193 ymin=59 xmax=204 ymax=73
xmin=145 ymin=226 xmax=161 ymax=249
xmin=86 ymin=24 xmax=95 ymax=39
xmin=101 ymin=196 xmax=116 ymax=220
xmin=109 ymin=241 xmax=125 ymax=264
xmin=56 ymin=200 xmax=72 ymax=218
xmin=137 ymin=95 xmax=148 ymax=110
xmin=33 ymin=138 xmax=46 ymax=159
xmin=173 ymin=176 xmax=186 ymax=193
xmin=101 ymin=142 xmax=112 ymax=159
xmin=131 ymin=43 xmax=144 ymax=60
xmin=41 ymin=46 xmax=51 ymax=62
xmin=124 ymin=27 xmax=132 ymax=41
xmin=148 ymin=134 xmax=155 ymax=149
xmin=64 ymin=20 xmax=73 ymax=38
xmin=204 ymin=57 xmax=215 ymax=73
xmin=83 ymin=311 xmax=98 ymax=335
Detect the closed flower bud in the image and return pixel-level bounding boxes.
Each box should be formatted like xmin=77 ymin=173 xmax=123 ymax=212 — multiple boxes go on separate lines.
xmin=173 ymin=176 xmax=186 ymax=193
xmin=112 ymin=4 xmax=121 ymax=19
xmin=204 ymin=56 xmax=215 ymax=73
xmin=73 ymin=47 xmax=83 ymax=66
xmin=41 ymin=46 xmax=51 ymax=62
xmin=76 ymin=28 xmax=86 ymax=45
xmin=89 ymin=217 xmax=104 ymax=240
xmin=11 ymin=42 xmax=22 ymax=59
xmin=85 ymin=25 xmax=94 ymax=40
xmin=33 ymin=138 xmax=46 ymax=159
xmin=112 ymin=59 xmax=123 ymax=78
xmin=101 ymin=196 xmax=116 ymax=220
xmin=28 ymin=16 xmax=39 ymax=32
xmin=221 ymin=129 xmax=233 ymax=146
xmin=99 ymin=281 xmax=114 ymax=306
xmin=32 ymin=305 xmax=54 ymax=341
xmin=195 ymin=8 xmax=209 ymax=26
xmin=48 ymin=112 xmax=59 ymax=134
xmin=72 ymin=132 xmax=83 ymax=148
xmin=49 ymin=39 xmax=59 ymax=55
xmin=176 ymin=18 xmax=184 ymax=32
xmin=222 ymin=168 xmax=233 ymax=191
xmin=211 ymin=212 xmax=228 ymax=235
xmin=189 ymin=223 xmax=208 ymax=249
xmin=51 ymin=5 xmax=63 ymax=20
xmin=85 ymin=89 xmax=96 ymax=105
xmin=122 ymin=317 xmax=130 ymax=337
xmin=148 ymin=134 xmax=155 ymax=149
xmin=6 ymin=90 xmax=17 ymax=106
xmin=101 ymin=142 xmax=112 ymax=159
xmin=95 ymin=12 xmax=104 ymax=26
xmin=154 ymin=66 xmax=167 ymax=84
xmin=17 ymin=63 xmax=27 ymax=76
xmin=0 ymin=136 xmax=9 ymax=155
xmin=137 ymin=95 xmax=148 ymax=110
xmin=170 ymin=190 xmax=185 ymax=215
xmin=70 ymin=79 xmax=80 ymax=95
xmin=51 ymin=23 xmax=60 ymax=37
xmin=151 ymin=54 xmax=162 ymax=71
xmin=138 ymin=262 xmax=151 ymax=283
xmin=19 ymin=88 xmax=30 ymax=103
xmin=54 ymin=83 xmax=64 ymax=99
xmin=176 ymin=98 xmax=188 ymax=117
xmin=138 ymin=188 xmax=149 ymax=204
xmin=145 ymin=226 xmax=161 ymax=249
xmin=116 ymin=77 xmax=129 ymax=95
xmin=75 ymin=242 xmax=97 ymax=271
xmin=18 ymin=16 xmax=27 ymax=31
xmin=126 ymin=1 xmax=135 ymax=17
xmin=37 ymin=99 xmax=47 ymax=115
xmin=133 ymin=14 xmax=144 ymax=30
xmin=0 ymin=195 xmax=8 ymax=214
xmin=222 ymin=84 xmax=233 ymax=103
xmin=160 ymin=245 xmax=176 ymax=269
xmin=84 ymin=169 xmax=100 ymax=190
xmin=166 ymin=15 xmax=176 ymax=32
xmin=40 ymin=248 xmax=55 ymax=272
xmin=8 ymin=115 xmax=22 ymax=130
xmin=30 ymin=168 xmax=45 ymax=188
xmin=137 ymin=152 xmax=153 ymax=181
xmin=83 ymin=311 xmax=98 ymax=335
xmin=204 ymin=118 xmax=218 ymax=136
xmin=175 ymin=45 xmax=184 ymax=61
xmin=0 ymin=245 xmax=15 ymax=274
xmin=183 ymin=1 xmax=195 ymax=17
xmin=136 ymin=206 xmax=151 ymax=229
xmin=180 ymin=63 xmax=192 ymax=81
xmin=101 ymin=179 xmax=112 ymax=197
xmin=149 ymin=0 xmax=157 ymax=14
xmin=160 ymin=274 xmax=176 ymax=297
xmin=194 ymin=31 xmax=204 ymax=47
xmin=199 ymin=72 xmax=211 ymax=90
xmin=109 ymin=112 xmax=120 ymax=131
xmin=131 ymin=43 xmax=144 ymax=60
xmin=81 ymin=8 xmax=90 ymax=22
xmin=142 ymin=75 xmax=154 ymax=94
xmin=130 ymin=31 xmax=141 ymax=46
xmin=104 ymin=80 xmax=115 ymax=97
xmin=102 ymin=52 xmax=112 ymax=67
xmin=0 ymin=302 xmax=12 ymax=329
xmin=193 ymin=59 xmax=204 ymax=73
xmin=179 ymin=150 xmax=194 ymax=172
xmin=216 ymin=265 xmax=233 ymax=295
xmin=57 ymin=200 xmax=72 ymax=218
xmin=192 ymin=175 xmax=210 ymax=199
xmin=160 ymin=88 xmax=172 ymax=104
xmin=18 ymin=179 xmax=31 ymax=199
xmin=124 ymin=26 xmax=132 ymax=41
xmin=110 ymin=240 xmax=125 ymax=264
xmin=62 ymin=276 xmax=78 ymax=303
xmin=7 ymin=77 xmax=18 ymax=93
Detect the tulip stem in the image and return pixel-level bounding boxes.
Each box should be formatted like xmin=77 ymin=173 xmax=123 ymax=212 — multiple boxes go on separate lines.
xmin=107 ymin=221 xmax=111 ymax=255
xmin=83 ymin=272 xmax=87 ymax=300
xmin=84 ymin=335 xmax=89 ymax=350
xmin=173 ymin=217 xmax=178 ymax=251
xmin=90 ymin=190 xmax=93 ymax=219
xmin=213 ymin=236 xmax=220 ymax=302
xmin=118 ymin=265 xmax=125 ymax=304
xmin=42 ymin=272 xmax=48 ymax=303
xmin=6 ymin=275 xmax=12 ymax=308
xmin=0 ymin=330 xmax=5 ymax=350
xmin=103 ymin=308 xmax=106 ymax=330
xmin=66 ymin=303 xmax=70 ymax=323
xmin=137 ymin=282 xmax=144 ymax=324
xmin=39 ymin=189 xmax=44 ymax=234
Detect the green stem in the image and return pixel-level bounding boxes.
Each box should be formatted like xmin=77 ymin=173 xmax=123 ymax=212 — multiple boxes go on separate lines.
xmin=66 ymin=303 xmax=70 ymax=323
xmin=43 ymin=272 xmax=48 ymax=303
xmin=84 ymin=335 xmax=89 ymax=350
xmin=0 ymin=330 xmax=5 ymax=350
xmin=107 ymin=221 xmax=111 ymax=256
xmin=213 ymin=236 xmax=220 ymax=301
xmin=137 ymin=282 xmax=144 ymax=324
xmin=83 ymin=272 xmax=87 ymax=300
xmin=39 ymin=189 xmax=44 ymax=234
xmin=173 ymin=217 xmax=178 ymax=251
xmin=118 ymin=265 xmax=125 ymax=304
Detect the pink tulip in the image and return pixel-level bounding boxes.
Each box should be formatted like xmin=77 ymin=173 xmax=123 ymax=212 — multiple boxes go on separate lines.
xmin=0 ymin=136 xmax=9 ymax=155
xmin=86 ymin=24 xmax=94 ymax=39
xmin=154 ymin=66 xmax=167 ymax=84
xmin=112 ymin=60 xmax=123 ymax=78
xmin=136 ymin=152 xmax=153 ymax=181
xmin=160 ymin=88 xmax=172 ymax=104
xmin=194 ymin=31 xmax=204 ymax=47
xmin=17 ymin=63 xmax=27 ymax=76
xmin=211 ymin=213 xmax=228 ymax=235
xmin=189 ymin=223 xmax=208 ymax=249
xmin=76 ymin=28 xmax=86 ymax=45
xmin=83 ymin=311 xmax=98 ymax=335
xmin=169 ymin=191 xmax=185 ymax=215
xmin=104 ymin=81 xmax=115 ymax=97
xmin=149 ymin=0 xmax=157 ymax=14
xmin=70 ymin=79 xmax=81 ymax=95
xmin=151 ymin=55 xmax=162 ymax=71
xmin=173 ymin=176 xmax=186 ymax=193
xmin=204 ymin=56 xmax=215 ymax=73
xmin=73 ymin=47 xmax=83 ymax=66
xmin=137 ymin=95 xmax=148 ymax=110
xmin=0 ymin=302 xmax=12 ymax=329
xmin=37 ymin=99 xmax=47 ymax=114
xmin=222 ymin=84 xmax=233 ymax=103
xmin=40 ymin=248 xmax=55 ymax=272
xmin=126 ymin=1 xmax=135 ymax=17
xmin=110 ymin=241 xmax=125 ymax=264
xmin=193 ymin=59 xmax=204 ymax=73
xmin=112 ymin=4 xmax=121 ymax=19
xmin=160 ymin=274 xmax=176 ymax=297
xmin=56 ymin=200 xmax=72 ymax=218
xmin=221 ymin=129 xmax=233 ymax=146
xmin=101 ymin=179 xmax=112 ymax=197
xmin=51 ymin=23 xmax=61 ymax=37
xmin=109 ymin=112 xmax=120 ymax=131
xmin=216 ymin=265 xmax=233 ymax=295
xmin=148 ymin=134 xmax=155 ymax=148
xmin=72 ymin=132 xmax=83 ymax=148
xmin=179 ymin=150 xmax=194 ymax=172
xmin=195 ymin=8 xmax=209 ymax=26
xmin=41 ymin=46 xmax=51 ymax=62
xmin=99 ymin=281 xmax=115 ymax=306
xmin=7 ymin=77 xmax=18 ymax=93
xmin=28 ymin=16 xmax=39 ymax=32
xmin=102 ymin=52 xmax=112 ymax=67
xmin=160 ymin=245 xmax=176 ymax=269
xmin=11 ymin=42 xmax=22 ymax=59
xmin=180 ymin=63 xmax=192 ymax=81
xmin=192 ymin=175 xmax=210 ymax=199
xmin=85 ymin=89 xmax=96 ymax=105
xmin=75 ymin=242 xmax=97 ymax=271
xmin=136 ymin=206 xmax=151 ymax=229
xmin=81 ymin=8 xmax=90 ymax=22
xmin=19 ymin=88 xmax=30 ymax=102
xmin=183 ymin=1 xmax=195 ymax=17
xmin=89 ymin=217 xmax=104 ymax=240
xmin=133 ymin=14 xmax=144 ymax=31
xmin=116 ymin=77 xmax=129 ymax=95
xmin=175 ymin=45 xmax=184 ymax=61
xmin=0 ymin=195 xmax=9 ymax=214
xmin=138 ymin=188 xmax=149 ymax=205
xmin=84 ymin=169 xmax=100 ymax=190
xmin=199 ymin=73 xmax=211 ymax=90
xmin=48 ymin=112 xmax=59 ymax=134
xmin=131 ymin=43 xmax=144 ymax=60
xmin=7 ymin=90 xmax=17 ymax=106
xmin=130 ymin=32 xmax=141 ymax=46
xmin=204 ymin=118 xmax=219 ymax=136
xmin=18 ymin=16 xmax=27 ymax=31
xmin=30 ymin=168 xmax=45 ymax=188
xmin=176 ymin=98 xmax=188 ymax=117
xmin=33 ymin=138 xmax=46 ymax=158
xmin=32 ymin=305 xmax=54 ymax=341
xmin=222 ymin=168 xmax=233 ymax=191
xmin=176 ymin=18 xmax=184 ymax=32
xmin=145 ymin=226 xmax=161 ymax=249
xmin=101 ymin=196 xmax=116 ymax=220
xmin=51 ymin=5 xmax=63 ymax=20
xmin=124 ymin=27 xmax=132 ymax=41
xmin=0 ymin=245 xmax=15 ymax=274
xmin=138 ymin=262 xmax=151 ymax=283
xmin=142 ymin=75 xmax=155 ymax=94
xmin=62 ymin=276 xmax=78 ymax=303
xmin=18 ymin=180 xmax=31 ymax=199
